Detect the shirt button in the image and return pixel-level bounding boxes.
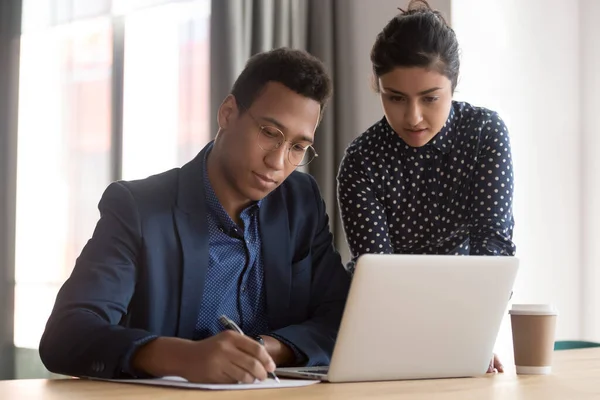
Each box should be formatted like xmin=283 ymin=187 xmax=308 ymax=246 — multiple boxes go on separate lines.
xmin=241 ymin=286 xmax=246 ymax=292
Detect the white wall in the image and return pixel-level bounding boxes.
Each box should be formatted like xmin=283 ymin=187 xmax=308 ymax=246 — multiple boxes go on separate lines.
xmin=452 ymin=0 xmax=583 ymax=362
xmin=581 ymin=0 xmax=600 ymax=341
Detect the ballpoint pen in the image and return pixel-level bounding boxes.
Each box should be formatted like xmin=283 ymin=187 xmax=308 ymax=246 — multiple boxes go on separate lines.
xmin=218 ymin=315 xmax=281 ymax=383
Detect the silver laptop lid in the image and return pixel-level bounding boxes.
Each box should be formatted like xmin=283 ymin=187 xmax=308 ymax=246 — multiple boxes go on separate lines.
xmin=327 ymin=254 xmax=519 ymax=383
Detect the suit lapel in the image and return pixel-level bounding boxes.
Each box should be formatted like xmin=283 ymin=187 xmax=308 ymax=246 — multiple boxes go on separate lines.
xmin=259 ymin=191 xmax=292 ymax=325
xmin=174 ymin=209 xmax=208 ymax=339
xmin=174 ymin=146 xmax=210 ymax=339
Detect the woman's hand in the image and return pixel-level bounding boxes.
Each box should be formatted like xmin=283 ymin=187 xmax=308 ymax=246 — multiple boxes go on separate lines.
xmin=487 ymin=353 xmax=504 ymax=373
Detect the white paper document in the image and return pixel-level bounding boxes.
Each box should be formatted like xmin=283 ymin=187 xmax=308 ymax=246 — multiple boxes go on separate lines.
xmin=101 ymin=375 xmax=320 ymax=390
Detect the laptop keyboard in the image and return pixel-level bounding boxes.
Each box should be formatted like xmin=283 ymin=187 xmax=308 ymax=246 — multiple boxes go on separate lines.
xmin=298 ymin=367 xmax=329 ymax=374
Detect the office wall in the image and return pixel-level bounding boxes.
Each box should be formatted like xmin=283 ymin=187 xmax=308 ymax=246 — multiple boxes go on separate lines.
xmin=581 ymin=0 xmax=600 ymax=341
xmin=451 ymin=0 xmax=595 ymax=361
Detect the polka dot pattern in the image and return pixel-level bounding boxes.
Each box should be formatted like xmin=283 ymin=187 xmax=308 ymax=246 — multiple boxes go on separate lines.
xmin=337 ymin=101 xmax=516 ymax=271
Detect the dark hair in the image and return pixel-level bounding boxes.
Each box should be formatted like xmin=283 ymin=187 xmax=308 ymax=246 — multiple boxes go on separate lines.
xmin=371 ymin=0 xmax=460 ymax=92
xmin=230 ymin=47 xmax=332 ymax=118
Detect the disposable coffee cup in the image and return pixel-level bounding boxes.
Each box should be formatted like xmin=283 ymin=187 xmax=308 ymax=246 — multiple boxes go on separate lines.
xmin=509 ymin=304 xmax=558 ymax=375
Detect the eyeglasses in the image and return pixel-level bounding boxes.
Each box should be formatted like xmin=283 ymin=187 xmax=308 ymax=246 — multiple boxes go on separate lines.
xmin=248 ymin=113 xmax=318 ymax=167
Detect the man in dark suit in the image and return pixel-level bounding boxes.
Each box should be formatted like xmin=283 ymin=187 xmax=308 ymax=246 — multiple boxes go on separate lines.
xmin=39 ymin=48 xmax=351 ymax=384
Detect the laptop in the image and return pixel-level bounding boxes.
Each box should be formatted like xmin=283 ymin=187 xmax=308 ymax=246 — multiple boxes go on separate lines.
xmin=276 ymin=254 xmax=519 ymax=383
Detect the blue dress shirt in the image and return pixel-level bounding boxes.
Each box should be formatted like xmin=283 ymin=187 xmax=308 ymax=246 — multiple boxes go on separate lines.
xmin=195 ymin=149 xmax=269 ymax=339
xmin=197 ymin=148 xmax=305 ymax=363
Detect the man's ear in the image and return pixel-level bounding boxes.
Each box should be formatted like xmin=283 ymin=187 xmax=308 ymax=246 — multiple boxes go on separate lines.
xmin=217 ymin=94 xmax=239 ymax=131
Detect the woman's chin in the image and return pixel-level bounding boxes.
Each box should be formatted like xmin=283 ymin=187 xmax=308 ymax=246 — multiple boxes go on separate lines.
xmin=399 ymin=134 xmax=433 ymax=148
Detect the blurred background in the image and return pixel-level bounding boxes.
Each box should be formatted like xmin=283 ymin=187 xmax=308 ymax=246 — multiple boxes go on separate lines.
xmin=1 ymin=0 xmax=599 ymax=379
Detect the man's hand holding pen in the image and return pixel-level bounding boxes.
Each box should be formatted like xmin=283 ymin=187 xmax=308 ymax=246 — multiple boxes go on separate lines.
xmin=132 ymin=332 xmax=276 ymax=384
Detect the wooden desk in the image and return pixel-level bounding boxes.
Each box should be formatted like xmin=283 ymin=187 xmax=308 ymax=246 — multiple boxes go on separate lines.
xmin=2 ymin=348 xmax=599 ymax=400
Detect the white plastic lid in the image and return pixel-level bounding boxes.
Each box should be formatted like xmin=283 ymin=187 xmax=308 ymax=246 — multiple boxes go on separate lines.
xmin=509 ymin=304 xmax=559 ymax=316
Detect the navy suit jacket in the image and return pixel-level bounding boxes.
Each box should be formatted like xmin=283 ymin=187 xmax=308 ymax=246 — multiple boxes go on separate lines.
xmin=39 ymin=144 xmax=351 ymax=379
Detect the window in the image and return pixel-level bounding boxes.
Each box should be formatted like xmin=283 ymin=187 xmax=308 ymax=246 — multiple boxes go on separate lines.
xmin=15 ymin=0 xmax=211 ymax=350
xmin=122 ymin=1 xmax=210 ymax=180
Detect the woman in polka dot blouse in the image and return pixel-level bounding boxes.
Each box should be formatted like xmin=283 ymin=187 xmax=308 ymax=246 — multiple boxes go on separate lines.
xmin=337 ymin=0 xmax=517 ymax=273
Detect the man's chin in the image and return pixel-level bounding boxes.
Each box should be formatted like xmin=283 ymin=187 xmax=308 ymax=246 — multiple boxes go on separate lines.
xmin=245 ymin=186 xmax=276 ymax=202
